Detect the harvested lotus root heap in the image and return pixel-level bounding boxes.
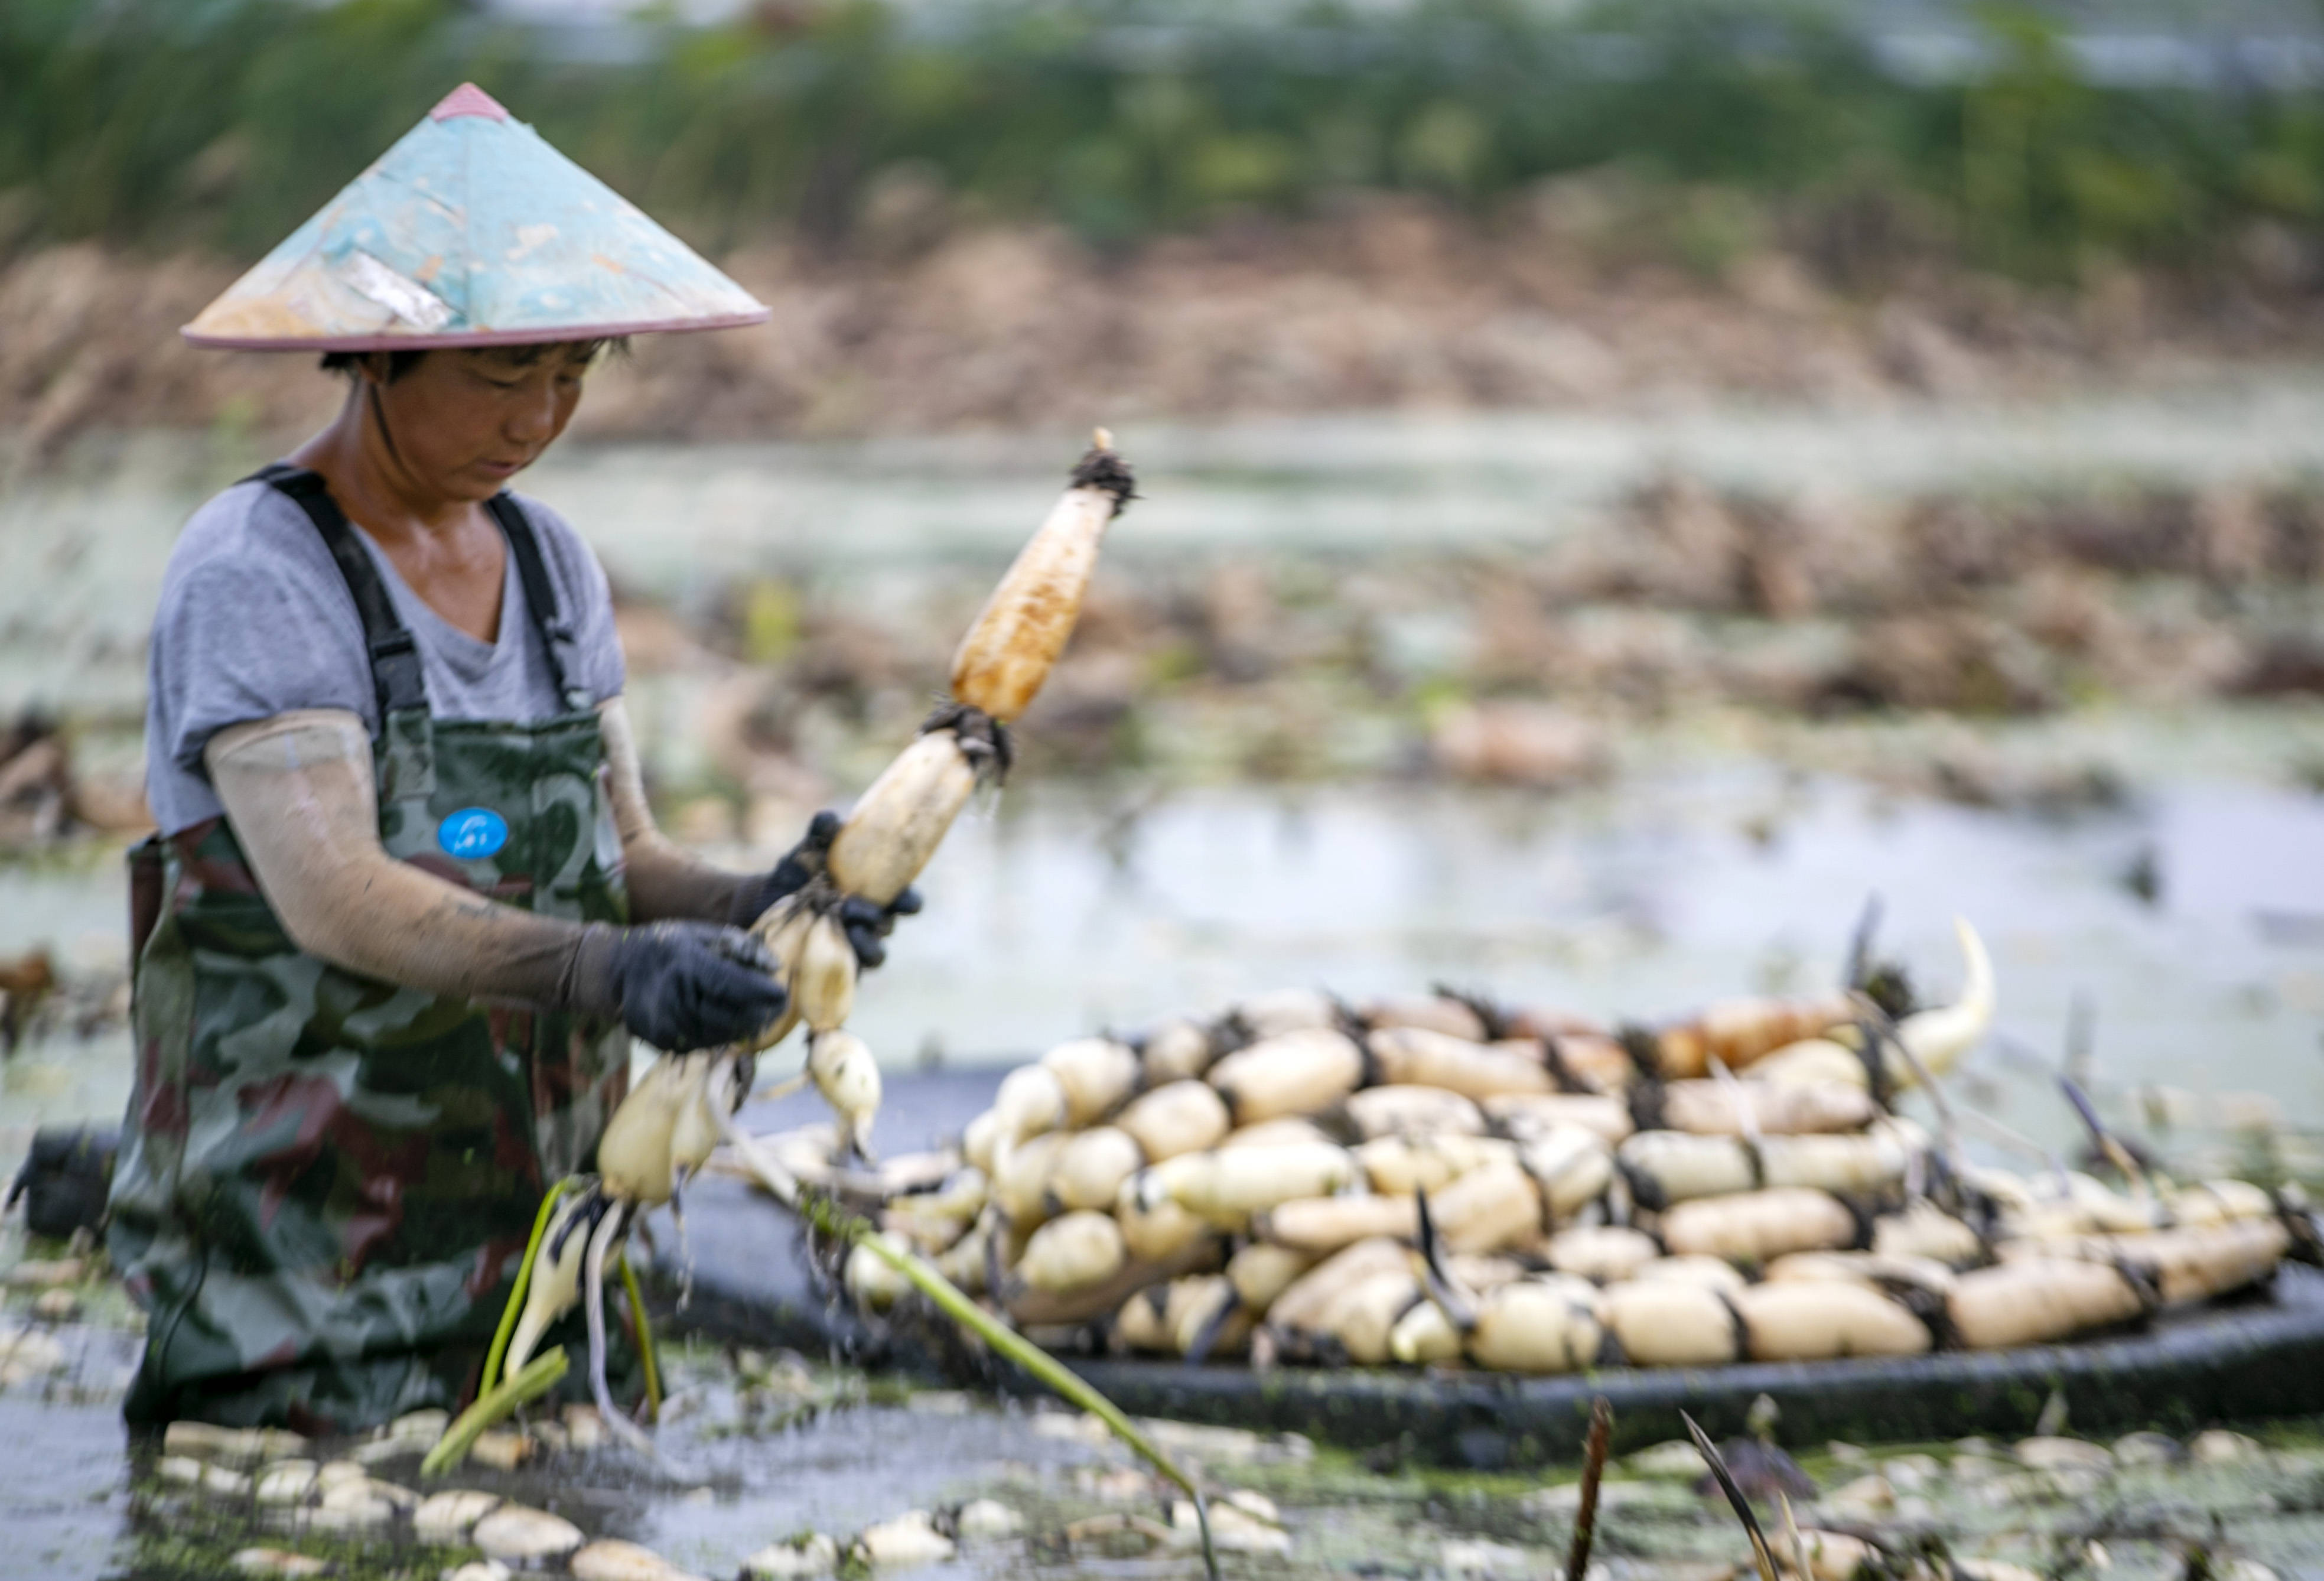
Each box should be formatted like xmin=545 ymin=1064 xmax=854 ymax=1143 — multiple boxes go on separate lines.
xmin=748 ymin=919 xmax=2322 ymax=1376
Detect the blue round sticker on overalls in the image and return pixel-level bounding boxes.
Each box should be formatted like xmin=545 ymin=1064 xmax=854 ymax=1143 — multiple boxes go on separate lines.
xmin=438 ymin=807 xmax=510 ymax=860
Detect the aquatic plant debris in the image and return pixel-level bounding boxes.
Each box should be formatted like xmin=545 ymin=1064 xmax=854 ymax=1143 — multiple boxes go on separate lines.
xmin=1564 ymin=1395 xmax=1612 ymax=1581
xmin=1683 ymin=1411 xmax=1780 ymax=1581
xmin=85 ymin=1320 xmax=2324 ymax=1581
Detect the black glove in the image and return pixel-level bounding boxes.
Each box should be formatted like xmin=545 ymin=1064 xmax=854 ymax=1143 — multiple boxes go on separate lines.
xmin=727 ymin=809 xmax=924 ymax=971
xmin=604 ymin=920 xmax=789 ymax=1052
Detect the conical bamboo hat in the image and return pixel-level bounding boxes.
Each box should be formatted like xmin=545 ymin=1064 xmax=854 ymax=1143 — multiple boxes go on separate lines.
xmin=183 ymin=83 xmax=768 ymax=350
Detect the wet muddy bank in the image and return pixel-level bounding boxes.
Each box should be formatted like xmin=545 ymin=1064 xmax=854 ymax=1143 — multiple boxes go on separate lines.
xmin=13 ymin=184 xmax=2324 ymax=462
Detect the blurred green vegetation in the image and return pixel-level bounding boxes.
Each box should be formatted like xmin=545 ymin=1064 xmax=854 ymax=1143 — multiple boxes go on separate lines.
xmin=3 ymin=0 xmax=2321 ymax=281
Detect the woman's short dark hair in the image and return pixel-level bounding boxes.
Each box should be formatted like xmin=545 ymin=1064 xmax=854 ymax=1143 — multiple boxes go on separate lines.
xmin=318 ymin=339 xmax=626 ymax=380
xmin=319 ymin=349 xmax=429 ymax=381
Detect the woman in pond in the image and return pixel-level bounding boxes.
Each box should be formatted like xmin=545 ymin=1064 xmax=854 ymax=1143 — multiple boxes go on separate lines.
xmin=108 ymin=84 xmax=914 ymax=1432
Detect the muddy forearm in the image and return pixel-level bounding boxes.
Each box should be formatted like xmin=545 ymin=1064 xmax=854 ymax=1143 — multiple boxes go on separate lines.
xmin=205 ymin=710 xmax=621 ymax=1014
xmin=596 ymin=697 xmax=756 ymax=925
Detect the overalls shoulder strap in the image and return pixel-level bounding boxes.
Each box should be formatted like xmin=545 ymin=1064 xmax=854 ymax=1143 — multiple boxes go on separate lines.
xmin=246 ymin=464 xmax=426 ymax=719
xmin=245 ymin=467 xmax=594 ymax=717
xmin=484 ymin=492 xmax=594 ymax=713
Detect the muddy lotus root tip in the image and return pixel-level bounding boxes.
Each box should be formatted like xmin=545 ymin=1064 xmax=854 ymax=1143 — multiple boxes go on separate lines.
xmin=1073 ymin=427 xmax=1136 ymax=506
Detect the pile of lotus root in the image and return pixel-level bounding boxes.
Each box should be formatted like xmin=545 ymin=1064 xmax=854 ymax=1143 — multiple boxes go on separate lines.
xmin=748 ymin=919 xmax=2320 ymax=1375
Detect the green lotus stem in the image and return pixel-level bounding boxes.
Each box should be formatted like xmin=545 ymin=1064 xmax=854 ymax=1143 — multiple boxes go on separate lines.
xmin=422 ymin=1348 xmax=569 ymax=1478
xmin=482 ymin=1176 xmax=578 ymax=1395
xmin=480 ymin=1178 xmax=664 ymax=1421
xmin=617 ymin=1252 xmax=662 ymax=1418
xmin=717 ymin=1113 xmax=1219 ymax=1580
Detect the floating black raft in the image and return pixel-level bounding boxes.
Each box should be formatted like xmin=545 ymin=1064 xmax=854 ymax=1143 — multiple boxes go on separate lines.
xmin=649 ymin=1071 xmax=2324 ymax=1467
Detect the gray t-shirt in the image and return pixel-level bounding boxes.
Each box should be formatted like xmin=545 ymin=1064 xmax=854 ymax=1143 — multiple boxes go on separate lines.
xmin=145 ymin=476 xmax=626 ymax=834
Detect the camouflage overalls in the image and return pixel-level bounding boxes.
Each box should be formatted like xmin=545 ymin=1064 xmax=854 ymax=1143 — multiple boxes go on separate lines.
xmin=110 ymin=466 xmax=633 ymax=1432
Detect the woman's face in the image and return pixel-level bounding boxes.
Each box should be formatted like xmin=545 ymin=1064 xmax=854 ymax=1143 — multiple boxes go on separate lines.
xmin=362 ymin=344 xmax=594 ymax=502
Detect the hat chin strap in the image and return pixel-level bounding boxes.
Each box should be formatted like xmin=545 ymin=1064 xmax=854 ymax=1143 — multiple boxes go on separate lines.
xmin=367 ymin=382 xmax=408 ymax=476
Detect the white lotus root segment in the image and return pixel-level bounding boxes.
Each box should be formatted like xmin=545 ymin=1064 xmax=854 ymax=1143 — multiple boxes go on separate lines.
xmin=500 ymin=1192 xmax=591 ymax=1380
xmin=809 ymin=1030 xmax=883 ymax=1157
xmin=596 ymin=1052 xmax=705 ymax=1207
xmin=737 ymin=897 xmax=812 ymax=1054
xmin=1019 ymin=1211 xmax=1130 ymax=1293
xmin=1049 ymin=1126 xmax=1145 ymax=1213
xmin=824 ymin=731 xmax=983 ymax=910
xmin=790 ymin=915 xmax=858 ymax=1033
xmin=1041 ymin=1037 xmax=1141 ymax=1127
xmin=1892 ymin=916 xmax=1994 ymax=1081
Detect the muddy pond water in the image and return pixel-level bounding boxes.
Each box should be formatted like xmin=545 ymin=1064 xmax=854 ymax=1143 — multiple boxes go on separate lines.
xmin=7 ymin=383 xmax=2324 ymax=1577
xmin=8 ymin=760 xmax=2323 ymax=1179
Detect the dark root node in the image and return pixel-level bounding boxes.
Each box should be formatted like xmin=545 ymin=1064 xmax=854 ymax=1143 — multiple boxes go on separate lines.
xmin=1616 ymin=1024 xmax=1666 ymax=1082
xmin=1860 ymin=961 xmax=1918 ymax=1022
xmin=923 ymin=700 xmax=1014 ymax=782
xmin=1070 ymin=447 xmax=1138 ymax=509
xmin=1430 ymin=983 xmax=1512 ymax=1042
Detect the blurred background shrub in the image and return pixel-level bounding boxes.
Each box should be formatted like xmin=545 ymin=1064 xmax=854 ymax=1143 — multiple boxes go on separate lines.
xmin=4 ymin=0 xmax=2320 ymax=282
